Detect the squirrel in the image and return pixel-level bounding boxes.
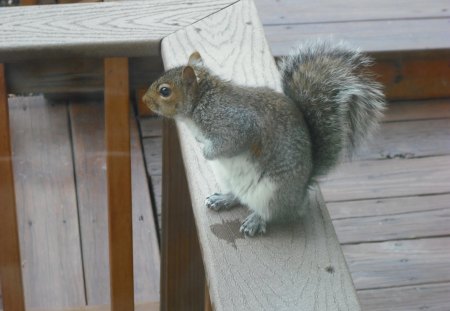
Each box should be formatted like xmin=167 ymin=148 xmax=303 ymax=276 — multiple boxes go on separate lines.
xmin=143 ymin=40 xmax=385 ymax=236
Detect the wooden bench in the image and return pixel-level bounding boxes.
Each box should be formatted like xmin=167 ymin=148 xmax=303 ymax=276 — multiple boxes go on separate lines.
xmin=0 ymin=0 xmax=360 ymax=310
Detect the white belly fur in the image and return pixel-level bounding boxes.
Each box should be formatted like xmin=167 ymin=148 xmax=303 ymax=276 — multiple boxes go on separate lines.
xmin=209 ymin=154 xmax=277 ymax=220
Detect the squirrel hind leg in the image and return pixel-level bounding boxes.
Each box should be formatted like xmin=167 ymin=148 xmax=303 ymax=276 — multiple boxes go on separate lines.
xmin=240 ymin=212 xmax=267 ymax=237
xmin=205 ymin=192 xmax=241 ymax=211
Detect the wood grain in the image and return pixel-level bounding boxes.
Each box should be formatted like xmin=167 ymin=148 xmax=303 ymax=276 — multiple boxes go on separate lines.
xmin=160 ymin=120 xmax=206 ymax=311
xmin=358 ymin=282 xmax=450 ymax=311
xmin=383 ymin=99 xmax=450 ymax=122
xmin=8 ymin=96 xmax=85 ymax=308
xmin=104 ymin=58 xmax=133 ymax=311
xmin=343 ymin=237 xmax=450 ymax=290
xmin=161 ymin=0 xmax=360 ymax=310
xmin=265 ymin=19 xmax=450 ymax=55
xmin=321 ymin=155 xmax=450 ymax=202
xmin=140 ymin=118 xmax=163 ymax=138
xmin=0 ymin=301 xmax=159 ymax=311
xmin=69 ymin=101 xmax=160 ymax=304
xmin=356 ymin=118 xmax=450 ymax=160
xmin=0 ymin=65 xmax=26 ymax=311
xmin=0 ymin=0 xmax=237 ymax=61
xmin=256 ymin=0 xmax=450 ymax=25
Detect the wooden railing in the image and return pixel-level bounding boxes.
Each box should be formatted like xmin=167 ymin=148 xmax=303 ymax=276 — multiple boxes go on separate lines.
xmin=0 ymin=1 xmax=360 ymax=310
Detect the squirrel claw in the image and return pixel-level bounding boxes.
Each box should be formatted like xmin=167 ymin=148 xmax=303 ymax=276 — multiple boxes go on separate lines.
xmin=205 ymin=192 xmax=240 ymax=211
xmin=240 ymin=212 xmax=266 ymax=237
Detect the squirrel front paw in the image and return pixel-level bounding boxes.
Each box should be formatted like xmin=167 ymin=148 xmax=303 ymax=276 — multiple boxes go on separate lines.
xmin=205 ymin=192 xmax=240 ymax=211
xmin=240 ymin=212 xmax=267 ymax=236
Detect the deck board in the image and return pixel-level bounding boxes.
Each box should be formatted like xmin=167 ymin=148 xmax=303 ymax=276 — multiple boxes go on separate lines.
xmin=69 ymin=101 xmax=160 ymax=304
xmin=9 ymin=96 xmax=86 ymax=308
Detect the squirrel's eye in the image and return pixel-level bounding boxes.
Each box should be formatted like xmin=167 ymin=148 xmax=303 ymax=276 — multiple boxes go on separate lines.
xmin=159 ymin=86 xmax=171 ymax=97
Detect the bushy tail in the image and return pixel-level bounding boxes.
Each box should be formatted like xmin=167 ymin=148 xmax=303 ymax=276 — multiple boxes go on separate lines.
xmin=278 ymin=40 xmax=386 ymax=177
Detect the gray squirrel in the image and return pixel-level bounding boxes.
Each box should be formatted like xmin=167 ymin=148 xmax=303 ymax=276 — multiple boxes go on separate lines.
xmin=143 ymin=41 xmax=385 ymax=236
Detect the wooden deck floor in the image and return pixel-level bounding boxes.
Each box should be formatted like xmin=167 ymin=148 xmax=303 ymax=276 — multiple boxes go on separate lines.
xmin=140 ymin=98 xmax=450 ymax=311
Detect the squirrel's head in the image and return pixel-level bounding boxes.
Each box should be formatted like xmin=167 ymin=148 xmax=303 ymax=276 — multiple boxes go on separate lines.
xmin=143 ymin=52 xmax=204 ymax=118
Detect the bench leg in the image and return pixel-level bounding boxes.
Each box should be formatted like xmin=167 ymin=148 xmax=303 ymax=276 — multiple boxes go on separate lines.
xmin=0 ymin=64 xmax=26 ymax=311
xmin=104 ymin=58 xmax=134 ymax=311
xmin=161 ymin=120 xmax=206 ymax=310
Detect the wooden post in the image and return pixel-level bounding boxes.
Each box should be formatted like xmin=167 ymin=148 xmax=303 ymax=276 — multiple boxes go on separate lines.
xmin=0 ymin=64 xmax=26 ymax=311
xmin=104 ymin=58 xmax=134 ymax=311
xmin=160 ymin=120 xmax=205 ymax=311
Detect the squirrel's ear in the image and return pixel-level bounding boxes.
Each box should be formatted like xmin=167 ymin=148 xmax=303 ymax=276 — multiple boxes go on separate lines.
xmin=182 ymin=66 xmax=197 ymax=87
xmin=188 ymin=51 xmax=203 ymax=66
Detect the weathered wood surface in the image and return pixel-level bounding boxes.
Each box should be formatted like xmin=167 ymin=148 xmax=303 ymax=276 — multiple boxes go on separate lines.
xmin=161 ymin=0 xmax=360 ymax=310
xmin=0 ymin=65 xmax=26 ymax=311
xmin=257 ymin=0 xmax=450 ymax=24
xmin=358 ymin=282 xmax=450 ymax=311
xmin=69 ymin=101 xmax=160 ymax=304
xmin=9 ymin=96 xmax=86 ymax=308
xmin=321 ymin=155 xmax=450 ymax=202
xmin=343 ymin=237 xmax=450 ymax=290
xmin=0 ymin=0 xmax=237 ymax=61
xmin=160 ymin=120 xmax=206 ymax=311
xmin=0 ymin=301 xmax=159 ymax=311
xmin=104 ymin=58 xmax=134 ymax=311
xmin=383 ymin=99 xmax=450 ymax=122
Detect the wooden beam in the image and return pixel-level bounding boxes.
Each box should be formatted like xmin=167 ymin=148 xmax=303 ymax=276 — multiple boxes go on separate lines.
xmin=0 ymin=0 xmax=237 ymax=62
xmin=104 ymin=58 xmax=133 ymax=311
xmin=160 ymin=120 xmax=206 ymax=311
xmin=0 ymin=64 xmax=26 ymax=311
xmin=160 ymin=0 xmax=360 ymax=309
xmin=0 ymin=301 xmax=159 ymax=311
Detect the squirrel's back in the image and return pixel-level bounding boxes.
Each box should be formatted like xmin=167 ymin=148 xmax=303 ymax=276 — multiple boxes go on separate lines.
xmin=278 ymin=40 xmax=386 ymax=177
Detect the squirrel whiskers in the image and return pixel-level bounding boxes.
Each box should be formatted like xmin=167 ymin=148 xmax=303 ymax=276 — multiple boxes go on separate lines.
xmin=143 ymin=41 xmax=386 ymax=236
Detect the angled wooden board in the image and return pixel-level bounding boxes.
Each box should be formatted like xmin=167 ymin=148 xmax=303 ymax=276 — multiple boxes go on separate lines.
xmin=9 ymin=96 xmax=85 ymax=308
xmin=0 ymin=0 xmax=237 ymax=61
xmin=161 ymin=0 xmax=360 ymax=310
xmin=69 ymin=101 xmax=160 ymax=304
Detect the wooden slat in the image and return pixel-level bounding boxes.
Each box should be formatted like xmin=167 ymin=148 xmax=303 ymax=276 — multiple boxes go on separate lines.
xmin=265 ymin=19 xmax=450 ymax=55
xmin=383 ymin=99 xmax=450 ymax=122
xmin=321 ymin=155 xmax=450 ymax=202
xmin=161 ymin=0 xmax=360 ymax=310
xmin=343 ymin=237 xmax=450 ymax=290
xmin=160 ymin=120 xmax=206 ymax=311
xmin=5 ymin=57 xmax=164 ymax=95
xmin=334 ymin=205 xmax=450 ymax=244
xmin=328 ymin=193 xmax=450 ymax=220
xmin=358 ymin=282 xmax=450 ymax=311
xmin=356 ymin=118 xmax=450 ymax=160
xmin=256 ymin=0 xmax=450 ymax=25
xmin=140 ymin=118 xmax=162 ymax=138
xmin=0 ymin=65 xmax=26 ymax=311
xmin=8 ymin=96 xmax=86 ymax=307
xmin=0 ymin=0 xmax=237 ymax=61
xmin=104 ymin=58 xmax=133 ymax=311
xmin=0 ymin=301 xmax=159 ymax=311
xmin=69 ymin=101 xmax=160 ymax=304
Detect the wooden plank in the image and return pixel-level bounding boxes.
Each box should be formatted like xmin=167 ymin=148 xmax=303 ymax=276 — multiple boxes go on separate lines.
xmin=327 ymin=193 xmax=450 ymax=220
xmin=8 ymin=96 xmax=85 ymax=307
xmin=0 ymin=301 xmax=159 ymax=311
xmin=160 ymin=120 xmax=206 ymax=311
xmin=356 ymin=118 xmax=450 ymax=160
xmin=104 ymin=58 xmax=133 ymax=311
xmin=343 ymin=237 xmax=450 ymax=289
xmin=0 ymin=65 xmax=26 ymax=311
xmin=5 ymin=57 xmax=163 ymax=95
xmin=383 ymin=99 xmax=450 ymax=122
xmin=140 ymin=118 xmax=162 ymax=138
xmin=358 ymin=282 xmax=450 ymax=311
xmin=161 ymin=0 xmax=360 ymax=310
xmin=321 ymin=155 xmax=450 ymax=202
xmin=333 ymin=205 xmax=450 ymax=244
xmin=69 ymin=101 xmax=160 ymax=304
xmin=256 ymin=0 xmax=450 ymax=25
xmin=0 ymin=0 xmax=237 ymax=61
xmin=265 ymin=19 xmax=450 ymax=55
